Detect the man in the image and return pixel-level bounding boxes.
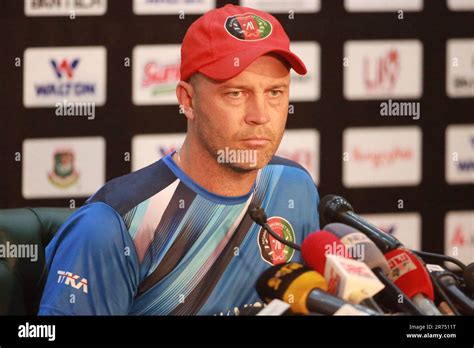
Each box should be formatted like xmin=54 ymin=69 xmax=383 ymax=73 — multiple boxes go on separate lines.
xmin=39 ymin=4 xmax=320 ymax=316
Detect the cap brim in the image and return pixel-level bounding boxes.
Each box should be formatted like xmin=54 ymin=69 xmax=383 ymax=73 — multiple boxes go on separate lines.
xmin=198 ymin=46 xmax=307 ymax=81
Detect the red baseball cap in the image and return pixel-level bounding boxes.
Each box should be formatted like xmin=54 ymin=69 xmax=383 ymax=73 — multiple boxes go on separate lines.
xmin=180 ymin=4 xmax=307 ymax=81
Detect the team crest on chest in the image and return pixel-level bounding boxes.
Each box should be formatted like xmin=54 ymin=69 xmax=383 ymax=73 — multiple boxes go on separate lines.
xmin=257 ymin=216 xmax=296 ymax=265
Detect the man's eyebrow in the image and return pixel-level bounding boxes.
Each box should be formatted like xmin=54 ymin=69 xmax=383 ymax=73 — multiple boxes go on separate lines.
xmin=218 ymin=84 xmax=251 ymax=90
xmin=218 ymin=82 xmax=290 ymax=90
xmin=267 ymin=83 xmax=290 ymax=89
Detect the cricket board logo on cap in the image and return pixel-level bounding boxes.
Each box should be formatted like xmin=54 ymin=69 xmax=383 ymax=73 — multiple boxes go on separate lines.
xmin=258 ymin=216 xmax=296 ymax=265
xmin=224 ymin=13 xmax=272 ymax=41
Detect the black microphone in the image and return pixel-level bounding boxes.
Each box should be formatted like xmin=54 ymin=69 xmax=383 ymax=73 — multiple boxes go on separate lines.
xmin=247 ymin=203 xmax=301 ymax=251
xmin=413 ymin=250 xmax=466 ymax=271
xmin=430 ymin=268 xmax=474 ymax=315
xmin=319 ymin=195 xmax=401 ymax=253
xmin=320 ymin=195 xmax=466 ymax=273
xmin=463 ymin=263 xmax=474 ymax=295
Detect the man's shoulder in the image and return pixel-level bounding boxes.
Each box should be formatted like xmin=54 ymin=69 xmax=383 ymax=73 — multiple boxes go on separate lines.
xmin=58 ymin=202 xmax=125 ymax=241
xmin=266 ymin=155 xmax=319 ymax=204
xmin=267 ymin=155 xmax=315 ymax=183
xmin=86 ymin=157 xmax=177 ymax=215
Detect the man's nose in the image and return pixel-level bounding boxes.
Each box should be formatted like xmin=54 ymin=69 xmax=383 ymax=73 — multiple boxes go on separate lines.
xmin=244 ymin=94 xmax=271 ymax=125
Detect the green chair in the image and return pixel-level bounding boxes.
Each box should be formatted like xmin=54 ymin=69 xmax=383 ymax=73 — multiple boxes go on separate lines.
xmin=0 ymin=208 xmax=75 ymax=315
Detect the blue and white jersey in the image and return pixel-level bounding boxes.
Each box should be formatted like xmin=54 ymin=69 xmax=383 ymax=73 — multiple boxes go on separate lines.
xmin=39 ymin=152 xmax=320 ymax=315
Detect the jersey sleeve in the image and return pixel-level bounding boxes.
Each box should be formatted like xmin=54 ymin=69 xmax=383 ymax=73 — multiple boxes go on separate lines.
xmin=38 ymin=202 xmax=140 ymax=315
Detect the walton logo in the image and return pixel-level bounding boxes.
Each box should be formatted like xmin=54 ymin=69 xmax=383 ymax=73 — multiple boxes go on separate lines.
xmin=455 ymin=135 xmax=474 ymax=172
xmin=35 ymin=57 xmax=95 ymax=97
xmin=363 ymin=49 xmax=400 ymax=91
xmin=50 ymin=58 xmax=80 ymax=80
xmin=57 ymin=270 xmax=88 ymax=293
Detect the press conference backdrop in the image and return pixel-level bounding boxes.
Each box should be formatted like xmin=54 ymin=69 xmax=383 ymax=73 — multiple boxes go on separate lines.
xmin=1 ymin=0 xmax=473 ymax=266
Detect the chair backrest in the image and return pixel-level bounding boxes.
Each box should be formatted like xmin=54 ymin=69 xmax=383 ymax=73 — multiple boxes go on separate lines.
xmin=0 ymin=208 xmax=75 ymax=315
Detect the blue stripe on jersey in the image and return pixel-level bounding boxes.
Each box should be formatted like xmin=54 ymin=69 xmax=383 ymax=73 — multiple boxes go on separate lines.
xmin=128 ymin=200 xmax=149 ymax=239
xmin=130 ymin=196 xmax=250 ymax=315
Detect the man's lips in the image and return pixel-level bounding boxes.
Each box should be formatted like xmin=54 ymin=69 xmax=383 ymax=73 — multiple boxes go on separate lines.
xmin=241 ymin=137 xmax=271 ymax=147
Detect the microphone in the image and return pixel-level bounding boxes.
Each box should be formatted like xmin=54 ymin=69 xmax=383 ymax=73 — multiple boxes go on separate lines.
xmin=323 ymin=223 xmax=391 ymax=276
xmin=247 ymin=203 xmax=301 ymax=251
xmin=256 ymin=299 xmax=292 ymax=316
xmin=301 ymin=231 xmax=384 ymax=303
xmin=427 ymin=265 xmax=474 ymax=315
xmin=463 ymin=263 xmax=474 ymax=295
xmin=321 ymin=223 xmax=426 ymax=314
xmin=385 ymin=248 xmax=442 ymax=315
xmin=438 ymin=302 xmax=455 ymax=316
xmin=425 ymin=264 xmax=461 ymax=316
xmin=412 ymin=250 xmax=466 ymax=271
xmin=301 ymin=230 xmax=421 ymax=314
xmin=319 ymin=194 xmax=465 ymax=283
xmin=237 ymin=299 xmax=292 ymax=316
xmin=255 ymin=262 xmax=380 ymax=315
xmin=318 ymin=197 xmax=454 ymax=314
xmin=301 ymin=230 xmax=349 ymax=274
xmin=319 ymin=195 xmax=401 ymax=253
xmin=325 ymin=254 xmax=386 ymax=305
xmin=436 ymin=275 xmax=474 ymax=315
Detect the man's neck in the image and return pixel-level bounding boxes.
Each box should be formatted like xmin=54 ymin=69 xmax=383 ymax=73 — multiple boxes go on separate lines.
xmin=171 ymin=140 xmax=258 ymax=197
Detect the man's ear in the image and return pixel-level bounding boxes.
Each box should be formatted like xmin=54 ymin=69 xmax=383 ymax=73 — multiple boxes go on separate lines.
xmin=176 ymin=80 xmax=195 ymax=120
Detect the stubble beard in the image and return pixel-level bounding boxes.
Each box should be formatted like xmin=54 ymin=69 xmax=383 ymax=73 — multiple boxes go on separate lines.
xmin=193 ymin=107 xmax=283 ymax=173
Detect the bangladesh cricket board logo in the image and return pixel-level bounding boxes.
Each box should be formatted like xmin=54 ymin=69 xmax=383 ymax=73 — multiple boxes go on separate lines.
xmin=48 ymin=149 xmax=79 ymax=188
xmin=224 ymin=13 xmax=272 ymax=41
xmin=258 ymin=216 xmax=296 ymax=265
